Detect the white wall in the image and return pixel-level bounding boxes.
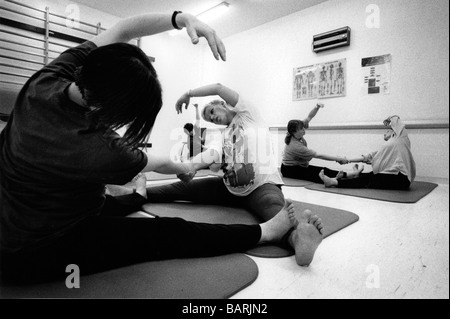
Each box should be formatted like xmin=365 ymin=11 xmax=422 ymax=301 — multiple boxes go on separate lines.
xmin=201 ymin=0 xmax=449 ymax=127
xmin=140 ymin=33 xmax=208 ymax=160
xmin=123 ymin=0 xmax=449 ymax=179
xmin=196 ymin=0 xmax=449 ymax=179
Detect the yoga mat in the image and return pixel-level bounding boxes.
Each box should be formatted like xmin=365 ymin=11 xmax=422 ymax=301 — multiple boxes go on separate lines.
xmin=282 ymin=176 xmax=314 ymax=187
xmin=277 ymin=168 xmax=313 ymax=187
xmin=142 ymin=201 xmax=359 ymax=258
xmin=145 ymin=169 xmax=210 ymax=181
xmin=305 ymin=181 xmax=438 ymax=203
xmin=0 ymin=254 xmax=258 ymax=299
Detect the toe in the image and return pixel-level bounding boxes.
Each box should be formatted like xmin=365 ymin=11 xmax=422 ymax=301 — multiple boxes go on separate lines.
xmin=285 ymin=198 xmax=293 ymax=207
xmin=309 ymin=214 xmax=319 ymax=224
xmin=303 ymin=209 xmax=313 ymax=220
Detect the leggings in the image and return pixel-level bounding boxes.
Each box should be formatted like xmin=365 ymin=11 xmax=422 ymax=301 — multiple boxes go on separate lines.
xmin=337 ymin=172 xmax=411 ymax=190
xmin=0 ymin=193 xmax=261 ymax=285
xmin=146 ymin=176 xmax=285 ymax=222
xmin=281 ymin=164 xmax=341 ymax=184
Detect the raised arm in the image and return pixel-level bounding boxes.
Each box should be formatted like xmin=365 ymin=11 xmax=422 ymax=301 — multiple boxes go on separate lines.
xmin=91 ymin=12 xmax=226 ymax=61
xmin=303 ymin=103 xmax=324 ymax=128
xmin=176 ymin=83 xmax=239 ymax=114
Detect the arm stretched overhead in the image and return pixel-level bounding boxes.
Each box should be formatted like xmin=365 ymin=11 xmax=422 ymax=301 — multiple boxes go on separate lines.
xmin=91 ymin=12 xmax=226 ymax=61
xmin=176 ymin=83 xmax=239 ymax=114
xmin=303 ymin=103 xmax=324 ymax=128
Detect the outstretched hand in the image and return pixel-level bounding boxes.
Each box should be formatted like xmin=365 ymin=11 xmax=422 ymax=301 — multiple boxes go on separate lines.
xmin=175 ymin=93 xmax=190 ymax=114
xmin=177 ymin=170 xmax=196 ymax=183
xmin=179 ymin=14 xmax=226 ymax=61
xmin=177 ymin=162 xmax=197 ymax=183
xmin=337 ymin=157 xmax=349 ymax=165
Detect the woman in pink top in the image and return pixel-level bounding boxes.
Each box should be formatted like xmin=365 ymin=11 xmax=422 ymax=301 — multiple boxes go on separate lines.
xmin=319 ymin=116 xmax=416 ymax=190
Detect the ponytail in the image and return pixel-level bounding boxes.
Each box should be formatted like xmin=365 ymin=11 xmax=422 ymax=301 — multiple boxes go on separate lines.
xmin=285 ymin=133 xmax=292 ymax=145
xmin=285 ymin=120 xmax=303 ymax=145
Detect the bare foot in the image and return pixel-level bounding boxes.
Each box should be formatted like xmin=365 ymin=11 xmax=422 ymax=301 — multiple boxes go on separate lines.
xmin=308 ymin=214 xmax=324 ymax=235
xmin=290 ymin=223 xmax=323 ymax=266
xmin=353 ymin=164 xmax=364 ymax=174
xmin=319 ymin=169 xmax=338 ymax=187
xmin=288 ymin=208 xmax=324 ymax=266
xmin=134 ymin=173 xmax=147 ymax=199
xmin=336 ymin=171 xmax=346 ymax=180
xmin=288 ymin=209 xmax=324 ymax=235
xmin=259 ymin=199 xmax=294 ymax=243
xmin=288 ymin=208 xmax=310 ymax=227
xmin=344 ymin=164 xmax=364 ymax=179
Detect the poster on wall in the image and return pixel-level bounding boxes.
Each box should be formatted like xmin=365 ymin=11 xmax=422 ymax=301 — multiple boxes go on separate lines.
xmin=293 ymin=59 xmax=346 ymax=101
xmin=293 ymin=64 xmax=318 ymax=101
xmin=361 ymin=54 xmax=391 ymax=95
xmin=318 ymin=59 xmax=346 ymax=99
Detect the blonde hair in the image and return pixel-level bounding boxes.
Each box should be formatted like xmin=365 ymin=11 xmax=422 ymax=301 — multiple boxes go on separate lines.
xmin=201 ymin=100 xmax=225 ymax=122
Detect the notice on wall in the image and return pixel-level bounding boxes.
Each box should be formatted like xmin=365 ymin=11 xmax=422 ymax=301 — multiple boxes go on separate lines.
xmin=293 ymin=64 xmax=318 ymax=101
xmin=293 ymin=59 xmax=346 ymax=101
xmin=361 ymin=54 xmax=391 ymax=95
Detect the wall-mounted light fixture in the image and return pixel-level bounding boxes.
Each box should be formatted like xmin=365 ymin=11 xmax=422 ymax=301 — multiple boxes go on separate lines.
xmin=312 ymin=26 xmax=351 ymax=53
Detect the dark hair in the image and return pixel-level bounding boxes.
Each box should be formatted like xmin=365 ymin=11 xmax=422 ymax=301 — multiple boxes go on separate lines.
xmin=183 ymin=123 xmax=193 ymax=133
xmin=285 ymin=120 xmax=305 ymax=145
xmin=74 ymin=43 xmax=162 ymax=147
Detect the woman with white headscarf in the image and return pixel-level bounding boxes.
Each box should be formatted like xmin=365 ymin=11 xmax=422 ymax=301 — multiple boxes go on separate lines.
xmin=319 ymin=115 xmax=416 ymax=190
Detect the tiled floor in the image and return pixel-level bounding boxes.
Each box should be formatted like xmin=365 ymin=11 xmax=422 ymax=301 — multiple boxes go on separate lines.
xmin=233 ymin=178 xmax=449 ymax=299
xmin=145 ymin=176 xmax=449 ymax=299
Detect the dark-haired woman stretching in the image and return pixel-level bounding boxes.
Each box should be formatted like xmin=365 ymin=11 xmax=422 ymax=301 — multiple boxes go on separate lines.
xmin=0 ymin=12 xmax=317 ymax=285
xmin=281 ymin=103 xmax=362 ymax=184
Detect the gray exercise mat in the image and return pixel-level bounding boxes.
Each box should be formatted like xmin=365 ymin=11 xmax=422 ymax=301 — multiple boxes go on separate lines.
xmin=0 ymin=254 xmax=258 ymax=299
xmin=305 ymin=181 xmax=438 ymax=203
xmin=282 ymin=176 xmax=314 ymax=187
xmin=142 ymin=201 xmax=359 ymax=258
xmin=277 ymin=167 xmax=313 ymax=187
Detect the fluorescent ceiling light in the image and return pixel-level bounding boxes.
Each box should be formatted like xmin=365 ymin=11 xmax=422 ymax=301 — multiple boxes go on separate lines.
xmin=169 ymin=2 xmax=230 ymax=36
xmin=197 ymin=1 xmax=230 ymax=23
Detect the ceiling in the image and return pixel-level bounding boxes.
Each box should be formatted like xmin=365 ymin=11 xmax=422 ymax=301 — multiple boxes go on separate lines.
xmin=71 ymin=0 xmax=329 ymax=38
